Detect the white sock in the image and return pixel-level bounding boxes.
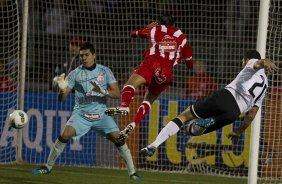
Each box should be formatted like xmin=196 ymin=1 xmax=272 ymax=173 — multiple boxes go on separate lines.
xmin=117 ymin=144 xmax=136 ymax=175
xmin=150 ymin=120 xmax=181 ymax=148
xmin=45 ymin=138 xmax=67 ymax=171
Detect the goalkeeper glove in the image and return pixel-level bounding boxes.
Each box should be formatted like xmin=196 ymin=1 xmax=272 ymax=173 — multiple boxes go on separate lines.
xmin=53 ymin=73 xmax=68 ymax=91
xmin=90 ymin=80 xmax=109 ymax=95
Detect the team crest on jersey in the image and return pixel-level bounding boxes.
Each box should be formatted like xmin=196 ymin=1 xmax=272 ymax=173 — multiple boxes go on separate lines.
xmin=81 ymin=73 xmax=88 ymax=77
xmin=154 ymin=68 xmax=167 ymax=84
xmin=96 ymin=73 xmax=105 ymax=82
xmin=159 ymin=35 xmax=177 ymax=52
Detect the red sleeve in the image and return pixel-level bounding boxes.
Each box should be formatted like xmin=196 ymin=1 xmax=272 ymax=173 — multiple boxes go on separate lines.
xmin=183 ymin=43 xmax=193 ymax=69
xmin=130 ymin=26 xmax=153 ymax=38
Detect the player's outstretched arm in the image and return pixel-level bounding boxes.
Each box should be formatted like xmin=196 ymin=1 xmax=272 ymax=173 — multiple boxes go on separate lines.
xmin=130 ymin=25 xmax=153 ymax=38
xmin=146 ymin=21 xmax=158 ymax=27
xmin=227 ymin=106 xmax=259 ymax=140
xmin=130 ymin=21 xmax=158 ymax=37
xmin=53 ymin=73 xmax=69 ymax=90
xmin=58 ymin=87 xmax=72 ymax=101
xmin=254 ymin=59 xmax=278 ymax=73
xmin=106 ymin=82 xmax=121 ymax=98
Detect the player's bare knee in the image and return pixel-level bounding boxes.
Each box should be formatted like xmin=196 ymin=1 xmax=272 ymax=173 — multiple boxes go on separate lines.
xmin=61 ymin=126 xmax=76 ymax=140
xmin=114 ymin=140 xmax=125 ymax=147
xmin=58 ymin=135 xmax=69 ymax=143
xmin=144 ymin=92 xmax=158 ymax=103
xmin=178 ymin=107 xmax=194 ymax=123
xmin=107 ymin=132 xmax=121 ymax=144
xmin=60 ymin=132 xmax=72 ymax=141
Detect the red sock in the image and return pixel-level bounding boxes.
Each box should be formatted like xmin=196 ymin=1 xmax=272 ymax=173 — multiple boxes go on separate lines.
xmin=121 ymin=85 xmax=135 ymax=107
xmin=133 ymin=101 xmax=151 ymax=125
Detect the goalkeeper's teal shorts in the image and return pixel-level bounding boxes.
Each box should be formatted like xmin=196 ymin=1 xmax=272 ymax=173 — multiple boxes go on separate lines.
xmin=66 ymin=113 xmax=120 ymax=141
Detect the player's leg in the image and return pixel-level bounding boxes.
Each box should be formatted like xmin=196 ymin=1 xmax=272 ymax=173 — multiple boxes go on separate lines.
xmin=201 ymin=114 xmax=236 ymax=134
xmin=141 ymin=90 xmax=224 ymax=156
xmin=46 ymin=126 xmax=75 ymax=168
xmin=189 ymin=108 xmax=241 ymax=136
xmin=203 ymin=95 xmax=241 ymax=134
xmin=122 ymin=72 xmax=147 ymax=107
xmin=186 ymin=118 xmax=216 ymax=136
xmin=105 ymin=72 xmax=146 ymax=116
xmin=119 ymin=90 xmax=158 ymax=140
xmin=190 ymin=89 xmax=241 ymax=134
xmin=107 ymin=132 xmax=143 ymax=180
xmin=106 ymin=59 xmax=153 ymax=116
xmin=95 ymin=115 xmax=143 ymax=180
xmin=32 ymin=125 xmax=76 ymax=174
xmin=135 ymin=89 xmax=159 ymax=125
xmin=186 ymin=90 xmax=236 ymax=136
xmin=119 ymin=77 xmax=172 ymax=140
xmin=140 ymin=107 xmax=196 ymax=156
xmin=32 ymin=114 xmax=91 ymax=174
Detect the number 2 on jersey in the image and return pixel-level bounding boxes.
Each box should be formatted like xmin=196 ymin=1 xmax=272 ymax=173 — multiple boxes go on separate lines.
xmin=248 ymin=75 xmax=267 ymax=103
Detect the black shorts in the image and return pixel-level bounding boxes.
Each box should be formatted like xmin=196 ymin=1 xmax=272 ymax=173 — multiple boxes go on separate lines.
xmin=191 ymin=89 xmax=241 ymax=133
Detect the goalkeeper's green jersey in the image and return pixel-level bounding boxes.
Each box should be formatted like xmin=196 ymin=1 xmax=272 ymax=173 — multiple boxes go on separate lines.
xmin=67 ymin=64 xmax=117 ymax=116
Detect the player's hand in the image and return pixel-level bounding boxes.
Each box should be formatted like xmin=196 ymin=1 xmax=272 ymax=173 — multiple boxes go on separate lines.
xmin=185 ymin=59 xmax=193 ymax=69
xmin=53 ymin=73 xmax=68 ymax=91
xmin=90 ymin=80 xmax=108 ymax=95
xmin=227 ymin=132 xmax=240 ymax=141
xmin=263 ymin=59 xmax=279 ymax=73
xmin=146 ymin=21 xmax=158 ymax=27
xmin=130 ymin=30 xmax=138 ymax=37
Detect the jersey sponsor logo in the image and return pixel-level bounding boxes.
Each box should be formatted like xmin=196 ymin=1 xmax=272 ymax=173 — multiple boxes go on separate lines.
xmin=86 ymin=91 xmax=101 ymax=97
xmin=83 ymin=113 xmax=101 ymax=120
xmin=159 ymin=35 xmax=177 ymax=52
xmin=86 ymin=89 xmax=104 ymax=97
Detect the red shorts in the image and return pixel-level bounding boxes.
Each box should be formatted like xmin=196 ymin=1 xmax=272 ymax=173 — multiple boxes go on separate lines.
xmin=135 ymin=56 xmax=173 ymax=95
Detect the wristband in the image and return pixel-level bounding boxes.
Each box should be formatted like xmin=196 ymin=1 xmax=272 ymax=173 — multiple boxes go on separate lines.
xmin=103 ymin=89 xmax=109 ymax=95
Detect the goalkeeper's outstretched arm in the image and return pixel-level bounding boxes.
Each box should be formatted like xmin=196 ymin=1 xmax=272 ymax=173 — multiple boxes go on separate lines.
xmin=58 ymin=87 xmax=72 ymax=101
xmin=107 ymin=82 xmax=121 ymax=98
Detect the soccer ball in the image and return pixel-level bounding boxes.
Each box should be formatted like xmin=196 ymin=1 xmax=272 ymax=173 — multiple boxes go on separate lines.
xmin=9 ymin=110 xmax=28 ymax=129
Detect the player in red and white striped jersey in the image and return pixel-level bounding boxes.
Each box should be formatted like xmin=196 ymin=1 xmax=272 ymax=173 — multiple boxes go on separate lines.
xmin=106 ymin=14 xmax=193 ymax=140
xmin=130 ymin=20 xmax=192 ymax=65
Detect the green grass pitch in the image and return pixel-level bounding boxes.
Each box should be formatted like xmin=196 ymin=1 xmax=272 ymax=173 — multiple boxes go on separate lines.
xmin=0 ymin=164 xmax=247 ymax=184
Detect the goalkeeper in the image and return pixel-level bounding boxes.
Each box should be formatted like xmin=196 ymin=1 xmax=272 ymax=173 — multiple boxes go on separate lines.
xmin=32 ymin=42 xmax=143 ymax=180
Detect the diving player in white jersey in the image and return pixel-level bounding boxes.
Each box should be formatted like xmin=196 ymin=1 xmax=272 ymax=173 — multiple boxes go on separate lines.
xmin=141 ymin=50 xmax=278 ymax=157
xmin=32 ymin=42 xmax=143 ymax=180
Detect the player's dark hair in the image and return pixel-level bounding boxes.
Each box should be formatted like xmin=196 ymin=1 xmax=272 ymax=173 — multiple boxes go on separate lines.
xmin=157 ymin=14 xmax=174 ymax=26
xmin=80 ymin=42 xmax=95 ymax=54
xmin=243 ymin=50 xmax=261 ymax=60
